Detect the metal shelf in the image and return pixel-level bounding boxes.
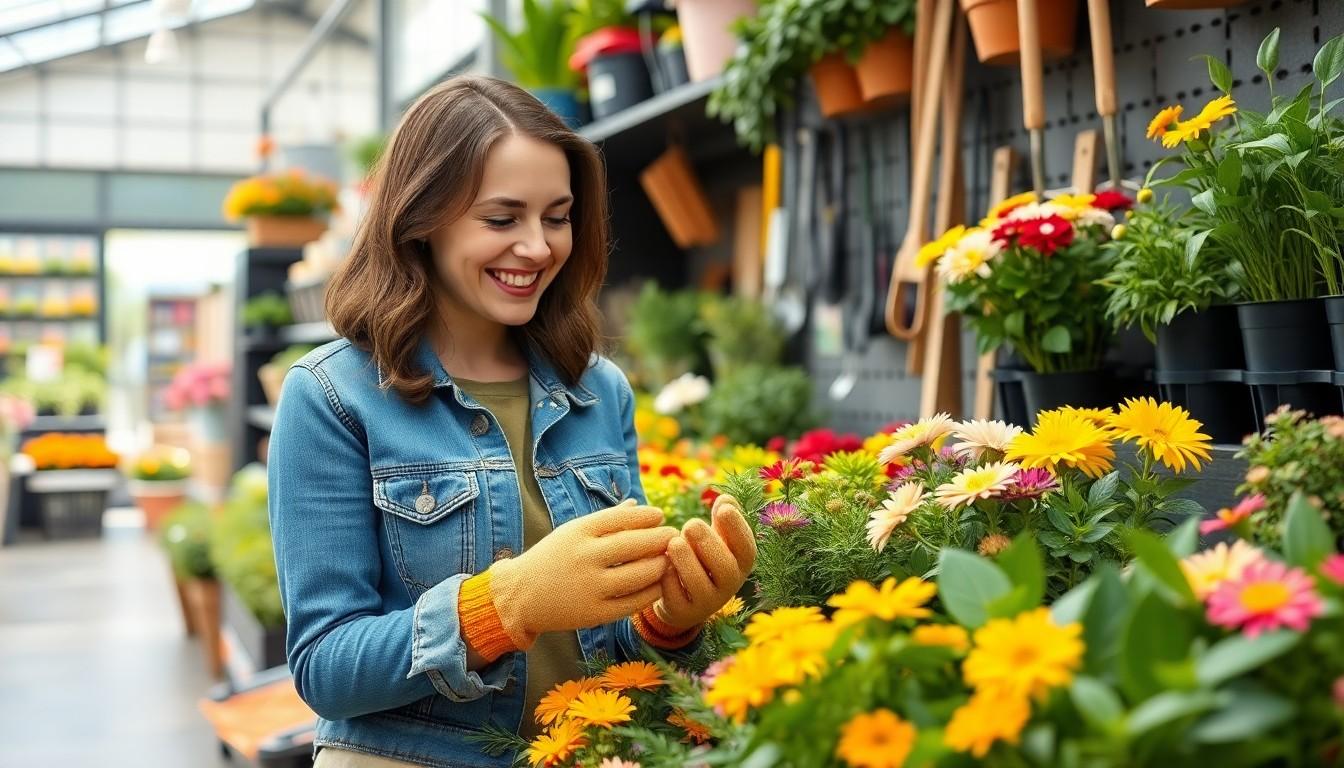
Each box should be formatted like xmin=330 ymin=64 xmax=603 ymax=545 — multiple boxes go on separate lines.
xmin=246 ymin=405 xmax=275 ymax=432
xmin=278 ymin=321 xmax=337 ymax=345
xmin=577 ymin=77 xmax=739 ymax=169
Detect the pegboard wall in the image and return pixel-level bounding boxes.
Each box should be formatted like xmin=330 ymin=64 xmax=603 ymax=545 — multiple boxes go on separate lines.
xmin=803 ymin=0 xmax=1344 ymax=436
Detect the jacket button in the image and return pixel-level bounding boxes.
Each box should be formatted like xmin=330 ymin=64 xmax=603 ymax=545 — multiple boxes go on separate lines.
xmin=470 ymin=414 xmax=490 ymax=436
xmin=494 ymin=548 xmax=514 ymax=562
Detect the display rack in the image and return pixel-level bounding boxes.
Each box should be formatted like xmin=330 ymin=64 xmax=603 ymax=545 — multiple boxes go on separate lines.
xmin=147 ymin=294 xmax=199 ymax=422
xmin=0 ymin=232 xmax=106 ymax=355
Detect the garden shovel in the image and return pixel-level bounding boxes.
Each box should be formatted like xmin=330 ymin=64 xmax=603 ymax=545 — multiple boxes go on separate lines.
xmin=1086 ymin=0 xmax=1140 ymax=192
xmin=1017 ymin=0 xmax=1047 ymax=196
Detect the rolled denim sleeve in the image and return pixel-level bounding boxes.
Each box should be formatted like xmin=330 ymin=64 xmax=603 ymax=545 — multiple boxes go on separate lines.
xmin=269 ymin=364 xmax=510 ymax=721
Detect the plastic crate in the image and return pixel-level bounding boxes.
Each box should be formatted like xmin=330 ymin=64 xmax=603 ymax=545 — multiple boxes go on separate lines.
xmin=37 ymin=489 xmax=108 ymax=538
xmin=285 ymin=276 xmax=329 ymax=325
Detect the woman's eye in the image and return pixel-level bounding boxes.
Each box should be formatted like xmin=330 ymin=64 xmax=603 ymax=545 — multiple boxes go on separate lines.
xmin=545 ymin=216 xmax=571 ymax=227
xmin=484 ymin=217 xmax=514 ymax=228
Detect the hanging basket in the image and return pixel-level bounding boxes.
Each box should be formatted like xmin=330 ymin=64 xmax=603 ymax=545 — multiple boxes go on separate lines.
xmin=809 ymin=53 xmax=866 ymax=118
xmin=245 ymin=215 xmax=327 ymax=249
xmin=961 ymin=0 xmax=1078 ymax=66
xmin=855 ymin=28 xmax=915 ymax=105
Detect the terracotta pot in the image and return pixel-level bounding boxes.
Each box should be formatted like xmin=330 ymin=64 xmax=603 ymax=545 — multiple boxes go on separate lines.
xmin=674 ymin=0 xmax=757 ymax=82
xmin=961 ymin=0 xmax=1078 ymax=66
xmin=183 ymin=577 xmax=224 ymax=679
xmin=809 ymin=53 xmax=866 ymax=118
xmin=855 ymin=28 xmax=915 ymax=104
xmin=639 ymin=144 xmax=719 ymax=249
xmin=171 ymin=568 xmax=196 ymax=636
xmin=257 ymin=363 xmax=285 ymax=406
xmin=1146 ymin=0 xmax=1245 ymax=8
xmin=245 ymin=215 xmax=326 ymax=249
xmin=129 ymin=479 xmax=188 ymax=532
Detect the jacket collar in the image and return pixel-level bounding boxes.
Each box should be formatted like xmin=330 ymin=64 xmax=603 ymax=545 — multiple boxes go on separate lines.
xmin=383 ymin=336 xmax=599 ymax=408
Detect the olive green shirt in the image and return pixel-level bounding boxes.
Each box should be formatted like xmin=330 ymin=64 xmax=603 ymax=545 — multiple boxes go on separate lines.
xmin=455 ymin=376 xmax=584 ymax=742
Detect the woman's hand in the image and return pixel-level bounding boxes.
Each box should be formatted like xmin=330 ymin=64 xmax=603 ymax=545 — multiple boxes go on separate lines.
xmin=653 ymin=494 xmax=757 ymax=630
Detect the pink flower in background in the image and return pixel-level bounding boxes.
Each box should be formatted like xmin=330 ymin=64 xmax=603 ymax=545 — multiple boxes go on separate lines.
xmin=999 ymin=467 xmax=1060 ymax=501
xmin=1334 ymin=677 xmax=1344 ymax=710
xmin=1200 ymin=494 xmax=1265 ymax=535
xmin=598 ymin=759 xmax=641 ymax=768
xmin=699 ymin=657 xmax=734 ymax=689
xmin=0 ymin=394 xmax=36 ymax=434
xmin=1320 ymin=554 xmax=1344 ymax=586
xmin=1207 ymin=559 xmax=1323 ymax=637
xmin=163 ymin=362 xmax=231 ymax=411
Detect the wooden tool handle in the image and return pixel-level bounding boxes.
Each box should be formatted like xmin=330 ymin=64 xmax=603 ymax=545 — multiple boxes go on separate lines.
xmin=901 ymin=0 xmax=956 ymax=263
xmin=1087 ymin=0 xmax=1116 ymax=118
xmin=1017 ymin=0 xmax=1045 ymax=132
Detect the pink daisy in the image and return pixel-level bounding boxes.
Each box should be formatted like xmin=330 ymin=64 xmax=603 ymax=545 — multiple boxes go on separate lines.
xmin=1207 ymin=559 xmax=1324 ymax=637
xmin=999 ymin=467 xmax=1060 ymax=501
xmin=1320 ymin=554 xmax=1344 ymax=586
xmin=1200 ymin=494 xmax=1265 ymax=535
xmin=760 ymin=502 xmax=809 ymax=532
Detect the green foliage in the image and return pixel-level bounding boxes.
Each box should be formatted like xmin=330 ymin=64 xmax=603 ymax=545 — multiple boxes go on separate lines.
xmin=1100 ymin=197 xmax=1240 ymax=341
xmin=209 ymin=464 xmax=284 ymax=628
xmin=700 ymin=364 xmax=815 ymax=447
xmin=1237 ymin=408 xmax=1344 ymax=547
xmin=623 ymin=283 xmax=709 ymax=390
xmin=697 ymin=295 xmax=786 ymax=380
xmin=348 ymin=134 xmax=387 ymax=178
xmin=480 ymin=0 xmax=582 ymax=90
xmin=0 ymin=366 xmax=105 ymax=416
xmin=241 ymin=291 xmax=293 ymax=330
xmin=268 ymin=344 xmax=316 ymax=371
xmin=568 ymin=0 xmax=631 ymax=39
xmin=709 ymin=0 xmax=917 ymax=152
xmin=159 ymin=501 xmax=214 ymax=580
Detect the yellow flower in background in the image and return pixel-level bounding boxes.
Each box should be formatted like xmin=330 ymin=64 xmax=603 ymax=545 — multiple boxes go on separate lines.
xmin=1162 ymin=97 xmax=1235 ymax=148
xmin=911 ymin=623 xmax=970 ymax=653
xmin=534 ymin=677 xmax=603 ymax=726
xmin=835 ymin=709 xmax=916 ymax=768
xmin=634 ymin=408 xmax=656 ymax=437
xmin=656 ymin=416 xmax=681 ymax=441
xmin=917 ymin=225 xmax=966 ymax=267
xmin=1108 ymin=397 xmax=1212 ymax=473
xmin=718 ymin=444 xmax=781 ymax=475
xmin=862 ymin=430 xmax=898 ymax=459
xmin=829 ymin=577 xmax=937 ymax=628
xmin=1047 ymin=192 xmax=1097 ymax=220
xmin=599 ymin=661 xmax=665 ymax=692
xmin=1006 ymin=409 xmax=1115 ymax=479
xmin=1146 ymin=104 xmax=1184 ymax=141
xmin=963 ymin=608 xmax=1084 ymax=701
xmin=704 ymin=646 xmax=785 ymax=722
xmin=768 ymin=622 xmax=840 ymax=683
xmin=744 ymin=606 xmax=827 ymax=645
xmin=1182 ymin=540 xmax=1266 ymax=600
xmin=714 ymin=595 xmax=745 ymax=620
xmin=527 ymin=719 xmax=588 ymax=767
xmin=566 ymin=689 xmax=635 ymax=729
xmin=944 ymin=687 xmax=1031 ymax=757
xmin=1057 ymin=405 xmax=1115 ymax=426
xmin=984 ymin=191 xmax=1038 ymax=223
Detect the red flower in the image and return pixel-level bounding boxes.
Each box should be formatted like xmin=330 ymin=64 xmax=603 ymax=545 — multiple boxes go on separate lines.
xmin=760 ymin=458 xmax=814 ymax=483
xmin=701 ymin=487 xmax=721 ymax=507
xmin=878 ymin=420 xmax=910 ymax=434
xmin=1017 ymin=215 xmax=1074 ymax=255
xmin=659 ymin=465 xmax=685 ymax=478
xmin=765 ymin=436 xmax=789 ymax=453
xmin=1091 ymin=189 xmax=1134 ymax=212
xmin=791 ymin=428 xmax=863 ymax=464
xmin=991 ymin=217 xmax=1027 ymax=245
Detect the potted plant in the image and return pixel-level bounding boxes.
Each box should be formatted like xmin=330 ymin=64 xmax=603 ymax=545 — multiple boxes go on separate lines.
xmin=22 ymin=432 xmax=120 ymax=538
xmin=1148 ymin=30 xmax=1344 ymax=375
xmin=653 ymin=23 xmax=691 ymax=91
xmin=240 ymin=291 xmax=292 ymax=336
xmin=853 ymin=0 xmax=917 ymax=104
xmin=127 ymin=445 xmax=192 ymax=532
xmin=567 ymin=0 xmax=651 ymax=121
xmin=257 ymin=345 xmax=314 ymax=407
xmin=1237 ymin=408 xmax=1344 ymax=548
xmin=669 ymin=0 xmax=755 ymax=82
xmin=159 ymin=500 xmax=223 ymax=676
xmin=481 ymin=0 xmax=586 ymax=127
xmin=1099 ymin=193 xmax=1251 ymax=442
xmin=210 ymin=464 xmax=287 ymax=671
xmin=697 ymin=294 xmax=785 ymax=380
xmin=346 ymin=132 xmax=387 ymax=194
xmin=164 ymin=362 xmax=231 ymax=444
xmin=623 ymin=283 xmax=708 ymax=390
xmin=701 ymin=364 xmax=816 ymax=446
xmin=962 ymin=0 xmax=1077 ymax=66
xmin=923 ymin=191 xmax=1132 ymax=418
xmin=222 ymin=169 xmax=339 ymax=249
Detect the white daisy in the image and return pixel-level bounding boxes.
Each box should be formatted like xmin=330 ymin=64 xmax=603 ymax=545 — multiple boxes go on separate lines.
xmin=951 ymin=419 xmax=1024 ymax=461
xmin=867 ymin=481 xmax=928 ymax=552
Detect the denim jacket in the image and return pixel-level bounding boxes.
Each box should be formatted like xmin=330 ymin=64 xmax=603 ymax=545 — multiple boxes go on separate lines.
xmin=267 ymin=337 xmax=664 ymax=767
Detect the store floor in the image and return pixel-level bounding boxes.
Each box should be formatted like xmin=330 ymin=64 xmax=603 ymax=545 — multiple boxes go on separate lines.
xmin=0 ymin=511 xmax=231 ymax=767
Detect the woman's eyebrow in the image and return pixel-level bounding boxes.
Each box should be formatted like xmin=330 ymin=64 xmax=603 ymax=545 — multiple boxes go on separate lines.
xmin=474 ymin=195 xmax=573 ymax=208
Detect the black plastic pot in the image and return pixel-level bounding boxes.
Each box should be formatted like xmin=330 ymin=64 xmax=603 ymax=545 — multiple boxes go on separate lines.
xmin=1020 ymin=369 xmax=1117 ymax=425
xmin=1325 ymin=296 xmax=1344 ymax=371
xmin=587 ymin=51 xmax=653 ymax=120
xmin=990 ymin=368 xmax=1030 ymax=428
xmin=1156 ymin=370 xmax=1256 ymax=445
xmin=656 ymin=46 xmax=690 ymax=91
xmin=1156 ymin=305 xmax=1245 ymax=372
xmin=1244 ymin=370 xmax=1343 ymax=421
xmin=1237 ymin=298 xmax=1332 ymax=372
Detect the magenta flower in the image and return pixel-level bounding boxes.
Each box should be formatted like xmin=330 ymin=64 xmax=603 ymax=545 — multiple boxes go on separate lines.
xmin=1320 ymin=554 xmax=1344 ymax=586
xmin=1334 ymin=677 xmax=1344 ymax=710
xmin=999 ymin=467 xmax=1060 ymax=501
xmin=760 ymin=502 xmax=809 ymax=532
xmin=887 ymin=462 xmax=919 ymax=486
xmin=1200 ymin=494 xmax=1265 ymax=535
xmin=1207 ymin=559 xmax=1324 ymax=637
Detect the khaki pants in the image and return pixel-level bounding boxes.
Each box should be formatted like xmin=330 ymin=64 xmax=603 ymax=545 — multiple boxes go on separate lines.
xmin=313 ymin=747 xmax=424 ymax=767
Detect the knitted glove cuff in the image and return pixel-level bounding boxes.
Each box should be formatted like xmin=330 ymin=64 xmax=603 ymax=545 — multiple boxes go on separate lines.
xmin=632 ymin=605 xmax=701 ymax=650
xmin=458 ymin=570 xmax=520 ymax=663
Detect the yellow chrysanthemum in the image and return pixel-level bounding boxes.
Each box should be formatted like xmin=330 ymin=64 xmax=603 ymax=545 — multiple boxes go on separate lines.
xmin=917 ymin=225 xmax=966 ymax=267
xmin=911 ymin=623 xmax=970 ymax=653
xmin=527 ymin=719 xmax=588 ymax=767
xmin=984 ymin=191 xmax=1038 ymax=223
xmin=1048 ymin=192 xmax=1097 ymax=220
xmin=1146 ymin=104 xmax=1184 ymax=141
xmin=962 ymin=608 xmax=1084 ymax=701
xmin=565 ymin=689 xmax=635 ymax=729
xmin=828 ymin=577 xmax=937 ymax=628
xmin=768 ymin=622 xmax=840 ymax=684
xmin=599 ymin=661 xmax=665 ymax=692
xmin=862 ymin=430 xmax=898 ymax=459
xmin=714 ymin=595 xmax=745 ymax=620
xmin=743 ymin=606 xmax=827 ymax=645
xmin=703 ymin=646 xmax=784 ymax=722
xmin=1108 ymin=397 xmax=1213 ymax=473
xmin=535 ymin=677 xmax=603 ymax=726
xmin=934 ymin=461 xmax=1021 ymax=510
xmin=835 ymin=709 xmax=916 ymax=768
xmin=1005 ymin=410 xmax=1116 ymax=479
xmin=1162 ymin=97 xmax=1235 ymax=148
xmin=943 ymin=688 xmax=1031 ymax=757
xmin=1056 ymin=405 xmax=1115 ymax=426
xmin=1182 ymin=540 xmax=1265 ymax=600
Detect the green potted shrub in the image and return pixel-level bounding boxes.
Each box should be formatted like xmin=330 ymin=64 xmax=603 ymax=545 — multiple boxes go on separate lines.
xmin=623 ymin=283 xmax=708 ymax=390
xmin=160 ymin=500 xmax=223 ymax=677
xmin=697 ymin=294 xmax=785 ymax=380
xmin=241 ymin=291 xmax=293 ymax=334
xmin=210 ymin=464 xmax=286 ymax=670
xmin=481 ymin=0 xmax=586 ymax=127
xmin=567 ymin=0 xmax=650 ymax=120
xmin=701 ymin=363 xmax=816 ymax=445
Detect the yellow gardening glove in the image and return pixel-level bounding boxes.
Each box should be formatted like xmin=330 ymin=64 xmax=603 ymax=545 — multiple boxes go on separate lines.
xmin=462 ymin=500 xmax=675 ymax=659
xmin=652 ymin=494 xmax=757 ymax=631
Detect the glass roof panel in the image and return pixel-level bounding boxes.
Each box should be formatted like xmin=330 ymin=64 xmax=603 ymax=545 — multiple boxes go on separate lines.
xmin=9 ymin=13 xmax=99 ymax=62
xmin=0 ymin=0 xmax=102 ymax=36
xmin=102 ymin=0 xmax=156 ymax=43
xmin=0 ymin=38 xmax=24 ymax=68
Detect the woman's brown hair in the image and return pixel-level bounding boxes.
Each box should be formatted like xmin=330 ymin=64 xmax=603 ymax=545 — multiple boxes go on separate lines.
xmin=326 ymin=75 xmax=608 ymax=404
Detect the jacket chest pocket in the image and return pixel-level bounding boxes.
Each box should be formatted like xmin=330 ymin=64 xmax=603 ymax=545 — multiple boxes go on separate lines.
xmin=572 ymin=462 xmax=632 ymax=512
xmin=373 ymin=470 xmax=478 ymax=596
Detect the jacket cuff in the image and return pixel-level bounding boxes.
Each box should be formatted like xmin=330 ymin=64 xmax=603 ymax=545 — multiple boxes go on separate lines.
xmin=409 ymin=573 xmax=514 ymax=702
xmin=458 ymin=570 xmax=519 ymax=663
xmin=632 ymin=606 xmax=702 ymax=650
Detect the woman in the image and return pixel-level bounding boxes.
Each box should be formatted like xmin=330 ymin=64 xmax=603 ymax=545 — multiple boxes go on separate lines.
xmin=267 ymin=76 xmax=755 ymax=768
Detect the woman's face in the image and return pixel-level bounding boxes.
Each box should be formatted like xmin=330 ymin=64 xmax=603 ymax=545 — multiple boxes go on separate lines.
xmin=428 ymin=133 xmax=574 ymax=330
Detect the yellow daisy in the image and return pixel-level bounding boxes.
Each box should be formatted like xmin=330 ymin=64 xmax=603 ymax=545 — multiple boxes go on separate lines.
xmin=867 ymin=481 xmax=927 ymax=552
xmin=1057 ymin=405 xmax=1115 ymax=427
xmin=767 ymin=622 xmax=841 ymax=684
xmin=962 ymin=607 xmax=1084 ymax=701
xmin=1146 ymin=104 xmax=1184 ymax=141
xmin=911 ymin=623 xmax=970 ymax=653
xmin=1108 ymin=397 xmax=1213 ymax=473
xmin=934 ymin=461 xmax=1021 ymax=510
xmin=599 ymin=661 xmax=665 ymax=692
xmin=1047 ymin=192 xmax=1097 ymax=220
xmin=1005 ymin=410 xmax=1116 ymax=479
xmin=835 ymin=709 xmax=916 ymax=768
xmin=714 ymin=595 xmax=745 ymax=620
xmin=1192 ymin=95 xmax=1237 ymax=128
xmin=943 ymin=687 xmax=1031 ymax=757
xmin=535 ymin=677 xmax=603 ymax=727
xmin=984 ymin=191 xmax=1038 ymax=223
xmin=828 ymin=577 xmax=937 ymax=628
xmin=878 ymin=413 xmax=955 ymax=463
xmin=743 ymin=606 xmax=827 ymax=645
xmin=1182 ymin=540 xmax=1265 ymax=600
xmin=936 ymin=229 xmax=1000 ymax=284
xmin=703 ymin=646 xmax=784 ymax=723
xmin=566 ymin=689 xmax=635 ymax=729
xmin=917 ymin=225 xmax=966 ymax=267
xmin=527 ymin=719 xmax=588 ymax=768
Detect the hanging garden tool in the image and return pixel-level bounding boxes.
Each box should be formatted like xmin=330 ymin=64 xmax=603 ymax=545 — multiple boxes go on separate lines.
xmin=883 ymin=0 xmax=956 ymax=346
xmin=1085 ymin=0 xmax=1140 ymax=191
xmin=971 ymin=147 xmax=1021 ymax=420
xmin=1017 ymin=0 xmax=1047 ymax=196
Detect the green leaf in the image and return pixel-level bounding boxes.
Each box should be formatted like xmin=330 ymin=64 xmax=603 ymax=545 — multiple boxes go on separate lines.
xmin=1192 ymin=188 xmax=1217 ymax=216
xmin=1315 ymin=34 xmax=1344 ymax=89
xmin=1082 ymin=565 xmax=1129 ymax=674
xmin=1184 ymin=229 xmax=1212 ymax=271
xmin=1088 ymin=472 xmax=1121 ymax=507
xmin=1126 ymin=691 xmax=1218 ymax=738
xmin=1042 ymin=325 xmax=1072 ymax=354
xmin=1051 ymin=578 xmax=1099 ymax=625
xmin=1192 ymin=691 xmax=1295 ymax=743
xmin=1216 ymin=150 xmax=1242 ymax=193
xmin=1283 ymin=492 xmax=1334 ymax=568
xmin=1257 ymin=28 xmax=1281 ymax=80
xmin=1071 ymin=677 xmax=1126 ymax=732
xmin=1196 ymin=631 xmax=1301 ymax=687
xmin=1165 ymin=516 xmax=1201 ymax=558
xmin=1160 ymin=497 xmax=1206 ymax=522
xmin=1200 ymin=54 xmax=1234 ymax=94
xmin=937 ymin=549 xmax=1013 ymax=629
xmin=1121 ymin=591 xmax=1195 ymax=701
xmin=1005 ymin=311 xmax=1026 ymax=338
xmin=1124 ymin=529 xmax=1198 ymax=606
xmin=996 ymin=534 xmax=1046 ymax=611
xmin=1233 ymin=134 xmax=1293 ymax=155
